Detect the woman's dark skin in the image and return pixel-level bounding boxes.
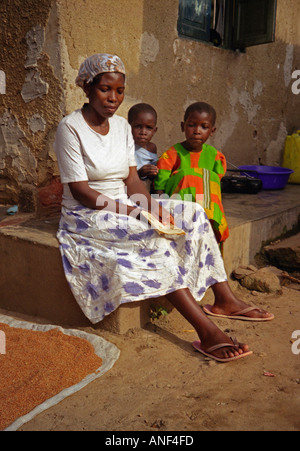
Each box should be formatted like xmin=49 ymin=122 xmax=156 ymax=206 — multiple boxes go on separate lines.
xmin=68 ymin=72 xmax=272 ymax=361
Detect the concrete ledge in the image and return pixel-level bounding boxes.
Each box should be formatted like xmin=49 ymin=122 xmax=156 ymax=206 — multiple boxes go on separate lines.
xmin=0 ymin=221 xmax=171 ymax=333
xmin=0 ymin=185 xmax=299 ymax=333
xmin=223 ymin=185 xmax=300 ymax=274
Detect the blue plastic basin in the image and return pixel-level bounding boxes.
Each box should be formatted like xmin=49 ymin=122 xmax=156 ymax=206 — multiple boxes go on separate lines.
xmin=238 ymin=165 xmax=294 ymax=190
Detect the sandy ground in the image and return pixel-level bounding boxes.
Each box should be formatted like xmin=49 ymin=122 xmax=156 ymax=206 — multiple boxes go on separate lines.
xmin=15 ymin=279 xmax=300 ymax=432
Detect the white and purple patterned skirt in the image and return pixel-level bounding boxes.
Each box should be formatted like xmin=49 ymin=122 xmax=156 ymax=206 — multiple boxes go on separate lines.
xmin=57 ymin=199 xmax=227 ymax=324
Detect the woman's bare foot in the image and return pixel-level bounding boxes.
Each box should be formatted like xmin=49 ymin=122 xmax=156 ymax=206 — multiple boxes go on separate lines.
xmin=198 ymin=328 xmax=251 ymax=361
xmin=202 ymin=336 xmax=250 ymax=361
xmin=210 ymin=282 xmax=274 ymax=321
xmin=193 ymin=338 xmax=252 ymax=362
xmin=165 ymin=280 xmax=270 ymax=361
xmin=166 ymin=288 xmax=252 ymax=362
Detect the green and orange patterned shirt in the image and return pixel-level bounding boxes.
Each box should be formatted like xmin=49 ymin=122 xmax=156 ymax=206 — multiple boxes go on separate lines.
xmin=154 ymin=143 xmax=229 ymax=243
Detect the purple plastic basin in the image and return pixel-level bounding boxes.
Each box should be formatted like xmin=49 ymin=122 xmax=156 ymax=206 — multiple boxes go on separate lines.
xmin=238 ymin=165 xmax=294 ymax=190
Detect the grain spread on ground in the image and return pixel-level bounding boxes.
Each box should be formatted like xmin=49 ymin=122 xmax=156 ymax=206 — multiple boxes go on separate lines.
xmin=0 ymin=323 xmax=102 ymax=430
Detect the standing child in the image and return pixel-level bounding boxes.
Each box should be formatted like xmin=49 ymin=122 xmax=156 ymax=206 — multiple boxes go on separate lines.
xmin=154 ymin=101 xmax=229 ymax=245
xmin=128 ymin=103 xmax=159 ymax=183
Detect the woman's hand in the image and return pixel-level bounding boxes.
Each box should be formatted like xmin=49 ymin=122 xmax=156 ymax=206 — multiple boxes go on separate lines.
xmin=124 ymin=167 xmax=175 ymax=225
xmin=152 ymin=203 xmax=175 ymax=226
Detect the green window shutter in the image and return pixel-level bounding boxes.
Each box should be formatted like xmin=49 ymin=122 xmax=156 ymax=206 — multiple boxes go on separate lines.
xmin=233 ymin=0 xmax=277 ymax=49
xmin=178 ymin=0 xmax=212 ymax=42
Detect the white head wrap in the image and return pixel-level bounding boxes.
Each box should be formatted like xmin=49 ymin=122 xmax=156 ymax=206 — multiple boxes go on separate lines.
xmin=75 ymin=53 xmax=126 ymax=88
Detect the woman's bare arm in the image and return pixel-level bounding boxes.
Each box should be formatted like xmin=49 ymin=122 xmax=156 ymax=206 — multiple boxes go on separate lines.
xmin=68 ymin=181 xmax=138 ymax=216
xmin=68 ymin=169 xmax=174 ymax=224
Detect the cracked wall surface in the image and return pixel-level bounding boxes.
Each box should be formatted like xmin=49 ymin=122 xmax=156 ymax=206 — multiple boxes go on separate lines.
xmin=57 ymin=0 xmax=300 ymax=168
xmin=0 ymin=0 xmax=300 ymax=206
xmin=0 ymin=0 xmax=63 ymax=204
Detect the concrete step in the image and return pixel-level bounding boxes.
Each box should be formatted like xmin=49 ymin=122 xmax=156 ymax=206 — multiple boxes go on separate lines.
xmin=263 ymin=233 xmax=300 ymax=270
xmin=0 ymin=184 xmax=299 ymax=333
xmin=0 ymin=213 xmax=174 ymax=334
xmin=222 ymin=185 xmax=300 ymax=274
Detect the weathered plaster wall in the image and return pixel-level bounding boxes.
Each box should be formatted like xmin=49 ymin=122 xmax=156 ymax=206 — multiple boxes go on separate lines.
xmin=0 ymin=0 xmax=299 ymax=206
xmin=0 ymin=0 xmax=63 ymax=204
xmin=58 ymin=0 xmax=300 ymax=167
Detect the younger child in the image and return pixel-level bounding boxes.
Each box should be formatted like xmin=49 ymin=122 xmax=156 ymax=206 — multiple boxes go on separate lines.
xmin=154 ymin=101 xmax=229 ymax=244
xmin=128 ymin=103 xmax=159 ymax=182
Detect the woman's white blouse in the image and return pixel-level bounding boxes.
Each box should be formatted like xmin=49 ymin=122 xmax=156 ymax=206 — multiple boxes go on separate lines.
xmin=54 ymin=109 xmax=137 ymax=208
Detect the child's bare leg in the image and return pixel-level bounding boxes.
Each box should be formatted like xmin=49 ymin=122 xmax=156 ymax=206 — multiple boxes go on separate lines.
xmin=166 ymin=288 xmax=250 ymax=360
xmin=211 ymin=281 xmax=274 ymax=319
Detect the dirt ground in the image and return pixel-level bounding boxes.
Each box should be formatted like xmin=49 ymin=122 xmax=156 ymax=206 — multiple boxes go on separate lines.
xmin=15 ymin=279 xmax=300 ymax=432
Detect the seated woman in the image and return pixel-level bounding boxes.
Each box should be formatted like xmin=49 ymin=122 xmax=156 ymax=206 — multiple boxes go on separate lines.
xmin=54 ymin=53 xmax=273 ymax=363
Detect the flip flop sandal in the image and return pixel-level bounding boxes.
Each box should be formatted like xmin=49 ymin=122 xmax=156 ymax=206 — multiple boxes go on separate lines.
xmin=203 ymin=304 xmax=275 ymax=322
xmin=192 ymin=338 xmax=253 ymax=363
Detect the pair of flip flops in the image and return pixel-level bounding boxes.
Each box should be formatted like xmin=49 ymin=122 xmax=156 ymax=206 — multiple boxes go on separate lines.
xmin=192 ymin=338 xmax=253 ymax=363
xmin=203 ymin=304 xmax=275 ymax=322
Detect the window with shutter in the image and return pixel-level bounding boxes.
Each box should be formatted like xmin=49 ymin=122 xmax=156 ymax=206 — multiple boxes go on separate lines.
xmin=233 ymin=0 xmax=277 ymax=49
xmin=177 ymin=0 xmax=277 ymax=51
xmin=177 ymin=0 xmax=212 ymax=42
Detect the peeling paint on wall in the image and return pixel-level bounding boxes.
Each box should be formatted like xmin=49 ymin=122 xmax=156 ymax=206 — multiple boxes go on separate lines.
xmin=284 ymin=44 xmax=294 ymax=87
xmin=214 ymin=88 xmax=240 ymax=150
xmin=239 ymin=90 xmax=261 ymax=124
xmin=0 ymin=71 xmax=5 ymax=94
xmin=25 ymin=25 xmax=44 ymax=68
xmin=140 ymin=32 xmax=160 ymax=67
xmin=27 ymin=114 xmax=46 ymax=133
xmin=0 ymin=110 xmax=37 ymax=183
xmin=253 ymin=80 xmax=263 ymax=98
xmin=21 ymin=24 xmax=49 ymax=103
xmin=21 ymin=69 xmax=49 ymax=103
xmin=266 ymin=122 xmax=288 ymax=166
xmin=0 ymin=0 xmax=64 ymax=205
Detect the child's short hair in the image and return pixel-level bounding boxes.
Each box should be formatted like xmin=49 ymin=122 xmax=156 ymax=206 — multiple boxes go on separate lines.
xmin=128 ymin=103 xmax=157 ymax=124
xmin=184 ymin=102 xmax=216 ymax=126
